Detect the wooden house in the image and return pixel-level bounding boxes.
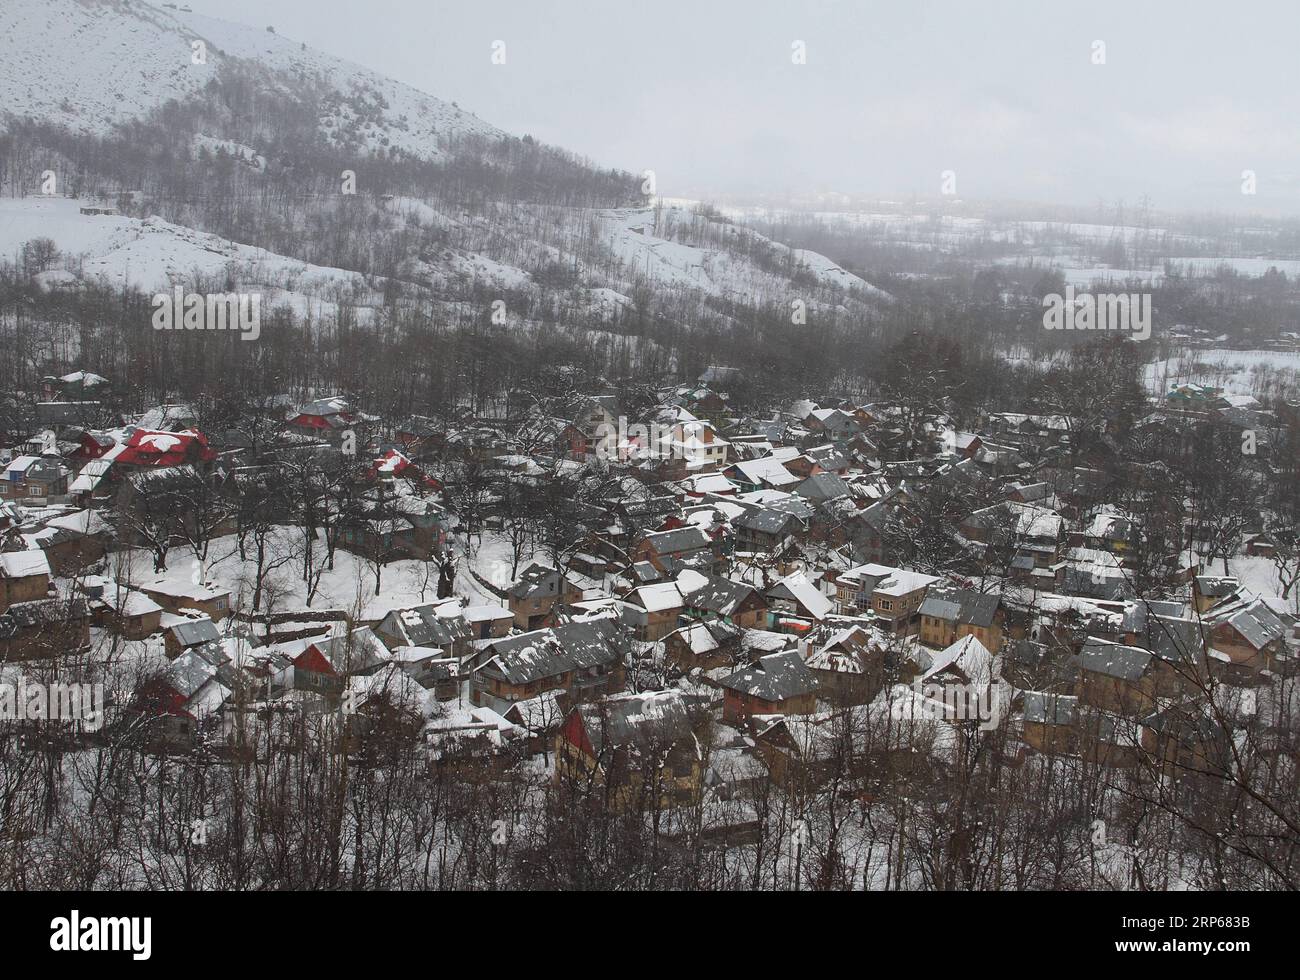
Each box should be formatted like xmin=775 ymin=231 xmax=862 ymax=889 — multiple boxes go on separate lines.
xmin=555 ymin=690 xmax=708 ymax=810
xmin=1021 ymin=692 xmax=1079 ymax=754
xmin=718 ymin=651 xmax=819 ymax=724
xmin=0 ymin=550 xmax=52 ymax=613
xmin=468 ymin=619 xmax=632 ymax=711
xmin=506 ymin=563 xmax=582 ymax=630
xmin=918 ymin=587 xmax=1004 ymax=652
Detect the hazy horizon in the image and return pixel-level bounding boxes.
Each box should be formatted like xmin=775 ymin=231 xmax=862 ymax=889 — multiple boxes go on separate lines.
xmin=146 ymin=1 xmax=1300 ymax=217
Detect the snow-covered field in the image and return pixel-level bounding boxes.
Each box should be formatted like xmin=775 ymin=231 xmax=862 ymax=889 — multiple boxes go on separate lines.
xmin=1144 ymin=347 xmax=1300 ymax=397
xmin=1228 ymin=556 xmax=1293 ymax=606
xmin=111 ymin=526 xmax=521 ymax=622
xmin=1054 ymin=257 xmax=1300 ymax=287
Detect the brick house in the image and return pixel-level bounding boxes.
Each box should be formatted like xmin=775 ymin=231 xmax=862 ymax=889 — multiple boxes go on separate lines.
xmin=834 ymin=563 xmax=938 ymax=634
xmin=0 ymin=598 xmax=91 ymax=661
xmin=1074 ymin=639 xmax=1164 ymax=716
xmin=664 ymin=619 xmax=741 ymax=671
xmin=631 ymin=526 xmax=722 ymax=575
xmin=800 ymin=625 xmax=883 ymax=704
xmin=1021 ymin=692 xmax=1079 ymax=754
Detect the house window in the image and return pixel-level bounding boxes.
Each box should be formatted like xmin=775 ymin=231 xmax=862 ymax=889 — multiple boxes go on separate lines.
xmin=879 ymin=599 xmax=893 ymax=612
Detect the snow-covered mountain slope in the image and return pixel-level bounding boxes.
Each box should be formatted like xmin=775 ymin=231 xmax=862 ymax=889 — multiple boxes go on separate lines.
xmin=392 ymin=198 xmax=890 ymax=319
xmin=0 ymin=0 xmax=500 ymax=161
xmin=2 ymin=0 xmax=890 ymax=333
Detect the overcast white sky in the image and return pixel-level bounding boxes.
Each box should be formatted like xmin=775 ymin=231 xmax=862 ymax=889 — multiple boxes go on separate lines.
xmin=174 ymin=0 xmax=1300 ymax=213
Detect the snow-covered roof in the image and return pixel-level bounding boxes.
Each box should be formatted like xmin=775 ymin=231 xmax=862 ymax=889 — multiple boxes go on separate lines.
xmin=0 ymin=550 xmax=51 ymax=579
xmin=628 ymin=582 xmax=684 ymax=613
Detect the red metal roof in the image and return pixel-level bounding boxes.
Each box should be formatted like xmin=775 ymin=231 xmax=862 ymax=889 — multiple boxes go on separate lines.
xmin=116 ymin=429 xmax=215 ymax=467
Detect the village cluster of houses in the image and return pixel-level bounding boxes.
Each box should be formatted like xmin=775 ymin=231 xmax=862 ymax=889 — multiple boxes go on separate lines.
xmin=0 ymin=364 xmax=1295 ymax=804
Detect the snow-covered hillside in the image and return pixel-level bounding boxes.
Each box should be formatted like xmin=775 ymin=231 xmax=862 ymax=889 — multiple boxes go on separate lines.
xmin=0 ymin=196 xmax=379 ymax=319
xmin=0 ymin=0 xmax=500 ymax=161
xmin=1 ymin=0 xmax=891 ymax=339
xmin=597 ymin=206 xmax=891 ymax=303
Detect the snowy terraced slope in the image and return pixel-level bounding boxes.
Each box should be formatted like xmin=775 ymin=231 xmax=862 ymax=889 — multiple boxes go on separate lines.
xmin=0 ymin=0 xmax=500 ymax=161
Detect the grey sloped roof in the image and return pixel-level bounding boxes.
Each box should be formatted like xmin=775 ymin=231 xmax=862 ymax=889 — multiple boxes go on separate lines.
xmin=169 ymin=617 xmax=221 ymax=647
xmin=766 ymin=495 xmax=816 ymax=519
xmin=483 ymin=619 xmax=630 ymax=685
xmin=806 ymin=445 xmax=849 ymax=469
xmin=192 ymin=640 xmax=227 ymax=667
xmin=507 ymin=563 xmax=565 ymax=601
xmin=298 ymin=397 xmax=353 ymax=418
xmin=795 ymin=472 xmax=852 ymax=502
xmin=382 ymin=603 xmax=472 ymax=647
xmin=918 ymin=587 xmax=999 ymax=628
xmin=631 ymin=561 xmax=662 ymax=583
xmin=681 ymin=575 xmax=756 ymax=616
xmin=314 ymin=628 xmax=388 ymax=673
xmin=720 ymin=651 xmax=818 ymax=702
xmin=1142 ymin=703 xmax=1226 ymax=742
xmin=166 ymin=648 xmax=218 ymax=699
xmin=919 ymin=595 xmax=961 ymax=621
xmin=642 ymin=526 xmax=712 ymax=555
xmin=1195 ymin=575 xmax=1239 ymax=598
xmin=1144 ymin=615 xmax=1204 ymax=665
xmin=737 ymin=508 xmax=796 ymax=534
xmin=1207 ymin=596 xmax=1286 ymax=651
xmin=1023 ymin=692 xmax=1078 ymax=725
xmin=24 ymin=458 xmax=69 ymax=482
xmin=1057 ymin=566 xmax=1133 ymax=601
xmin=577 ymin=690 xmax=702 ymax=755
xmin=1076 ymin=638 xmax=1153 ymax=681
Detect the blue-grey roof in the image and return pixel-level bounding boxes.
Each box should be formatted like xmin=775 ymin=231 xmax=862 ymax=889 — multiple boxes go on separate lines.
xmin=720 ymin=651 xmax=818 ymax=702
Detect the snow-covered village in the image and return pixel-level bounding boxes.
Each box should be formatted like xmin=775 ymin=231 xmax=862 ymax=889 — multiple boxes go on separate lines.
xmin=0 ymin=0 xmax=1295 ymax=934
